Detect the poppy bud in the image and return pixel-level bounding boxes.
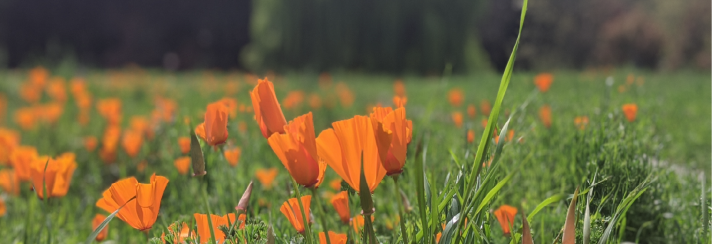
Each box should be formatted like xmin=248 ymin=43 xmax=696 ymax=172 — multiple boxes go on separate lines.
xmin=189 ymin=130 xmax=206 ymax=177
xmin=236 ymin=181 xmax=253 ymax=213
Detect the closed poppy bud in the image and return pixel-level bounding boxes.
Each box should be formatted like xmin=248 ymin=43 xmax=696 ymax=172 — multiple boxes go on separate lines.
xmin=96 ymin=174 xmax=169 ymax=231
xmin=223 ymin=147 xmax=241 ymax=167
xmin=451 ymin=112 xmax=463 ymax=128
xmin=280 ymin=196 xmax=312 ymax=234
xmin=534 ymin=73 xmax=553 ymax=92
xmin=494 ymin=205 xmax=518 ymax=236
xmin=268 ymin=112 xmax=322 ymax=188
xmin=448 ymin=88 xmax=464 ymax=107
xmin=10 ymin=146 xmax=38 ymax=181
xmin=331 ymin=191 xmax=350 ymax=224
xmin=203 ymin=102 xmax=229 ymax=146
xmin=236 ymin=181 xmax=253 ymax=212
xmin=174 ymin=156 xmax=191 ymax=175
xmin=255 ymin=168 xmax=278 ymax=190
xmin=84 ymin=136 xmax=98 ymax=152
xmin=178 ymin=136 xmax=190 ymax=154
xmin=319 ymin=231 xmax=348 ymax=244
xmin=251 ymin=78 xmax=287 ymax=138
xmin=539 ymin=105 xmax=552 ymax=128
xmin=92 ymin=214 xmax=109 ymax=241
xmin=467 ymin=104 xmax=476 ymax=118
xmin=622 ymin=104 xmax=638 ymax=122
xmin=122 ymin=129 xmax=143 ymax=158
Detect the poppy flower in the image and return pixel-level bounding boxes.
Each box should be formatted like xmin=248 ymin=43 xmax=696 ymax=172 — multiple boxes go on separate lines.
xmin=219 ymin=97 xmax=239 ymax=119
xmin=46 ymin=78 xmax=67 ymax=103
xmin=130 ymin=116 xmax=151 ymax=138
xmin=255 ymin=168 xmax=278 ymax=190
xmin=467 ymin=130 xmax=475 ymax=143
xmin=280 ymin=195 xmax=312 ymax=234
xmin=0 ymin=196 xmax=5 ymax=217
xmin=122 ymin=130 xmax=143 ymax=158
xmin=451 ymin=112 xmax=463 ymax=128
xmin=316 ymin=115 xmax=391 ymax=193
xmin=309 ymin=94 xmax=322 ymax=109
xmin=96 ymin=174 xmax=169 ymax=231
xmin=195 ymin=123 xmax=207 ymax=142
xmin=448 ymin=88 xmax=464 ymax=107
xmin=100 ymin=125 xmax=121 ymax=164
xmin=0 ymin=128 xmax=20 ymax=165
xmin=622 ymin=104 xmax=638 ymax=122
xmin=69 ymin=77 xmax=86 ymax=97
xmin=0 ymin=169 xmax=20 ymax=195
xmin=351 ymin=215 xmax=374 ymax=233
xmin=494 ymin=205 xmax=518 ymax=236
xmin=268 ymin=112 xmax=323 ymax=188
xmin=480 ymin=100 xmax=491 ymax=116
xmin=174 ymin=157 xmax=191 ymax=175
xmin=393 ymin=96 xmax=407 ymax=108
xmin=163 ymin=222 xmax=195 ymax=244
xmin=29 ymin=66 xmax=48 ymax=86
xmin=178 ymin=137 xmax=190 ymax=154
xmin=224 ymin=147 xmax=241 ymax=167
xmin=20 ymin=83 xmax=42 ymax=104
xmin=336 ymin=83 xmax=354 ymax=108
xmin=283 ymin=90 xmax=305 ymax=110
xmin=194 ymin=213 xmax=239 ymax=243
xmin=250 ymin=78 xmax=287 ymax=138
xmin=39 ymin=103 xmax=64 ymax=124
xmin=10 ymin=146 xmax=38 ymax=181
xmin=238 ymin=121 xmax=248 ymax=133
xmin=14 ymin=107 xmax=37 ymax=130
xmin=539 ymin=105 xmax=552 ymax=128
xmin=92 ymin=214 xmax=109 ymax=241
xmin=393 ymin=80 xmax=406 ymax=97
xmin=75 ymin=93 xmax=92 ymax=111
xmin=329 ymin=179 xmax=342 ymax=191
xmin=154 ymin=97 xmax=177 ymax=123
xmin=370 ymin=107 xmax=413 ymax=176
xmin=534 ymin=73 xmax=553 ymax=92
xmin=574 ymin=116 xmax=589 ymax=130
xmin=84 ymin=136 xmax=98 ymax=152
xmin=319 ymin=231 xmax=347 ymax=244
xmin=331 ymin=191 xmax=350 ymax=224
xmin=467 ymin=104 xmax=476 ymax=118
xmin=96 ymin=98 xmax=122 ymax=125
xmin=29 ymin=153 xmax=77 ymax=199
xmin=203 ymin=102 xmax=229 ymax=146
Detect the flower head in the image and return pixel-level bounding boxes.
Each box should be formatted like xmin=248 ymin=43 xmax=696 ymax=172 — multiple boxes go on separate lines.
xmin=494 ymin=205 xmax=518 ymax=236
xmin=574 ymin=116 xmax=589 ymax=130
xmin=255 ymin=168 xmax=278 ymax=190
xmin=29 ymin=153 xmax=77 ymax=199
xmin=223 ymin=147 xmax=241 ymax=167
xmin=203 ymin=102 xmax=229 ymax=146
xmin=331 ymin=191 xmax=350 ymax=224
xmin=96 ymin=174 xmax=169 ymax=231
xmin=194 ymin=213 xmax=240 ymax=243
xmin=174 ymin=156 xmax=191 ymax=175
xmin=539 ymin=105 xmax=552 ymax=128
xmin=467 ymin=104 xmax=476 ymax=118
xmin=251 ymin=78 xmax=287 ymax=138
xmin=0 ymin=169 xmax=20 ymax=195
xmin=92 ymin=214 xmax=109 ymax=241
xmin=451 ymin=112 xmax=463 ymax=128
xmin=370 ymin=107 xmax=413 ymax=176
xmin=268 ymin=112 xmax=324 ymax=188
xmin=10 ymin=146 xmax=38 ymax=181
xmin=622 ymin=104 xmax=638 ymax=122
xmin=319 ymin=231 xmax=347 ymax=244
xmin=448 ymin=88 xmax=464 ymax=107
xmin=122 ymin=129 xmax=143 ymax=158
xmin=280 ymin=195 xmax=312 ymax=233
xmin=84 ymin=136 xmax=98 ymax=152
xmin=534 ymin=73 xmax=553 ymax=92
xmin=163 ymin=222 xmax=195 ymax=244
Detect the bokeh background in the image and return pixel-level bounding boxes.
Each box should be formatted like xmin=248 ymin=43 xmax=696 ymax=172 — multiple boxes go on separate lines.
xmin=0 ymin=0 xmax=709 ymax=73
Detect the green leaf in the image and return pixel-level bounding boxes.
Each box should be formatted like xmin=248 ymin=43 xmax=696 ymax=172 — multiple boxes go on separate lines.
xmin=413 ymin=134 xmax=430 ymax=243
xmin=527 ymin=194 xmax=564 ymax=223
xmin=85 ymin=196 xmax=136 ymax=244
xmin=474 ymin=168 xmax=517 ymax=217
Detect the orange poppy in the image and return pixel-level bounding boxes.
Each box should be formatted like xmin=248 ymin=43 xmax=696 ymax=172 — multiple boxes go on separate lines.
xmin=320 ymin=231 xmax=347 ymax=244
xmin=178 ymin=137 xmax=190 ymax=154
xmin=268 ymin=112 xmax=324 ymax=188
xmin=195 ymin=123 xmax=207 ymax=142
xmin=448 ymin=88 xmax=464 ymax=107
xmin=122 ymin=129 xmax=143 ymax=158
xmin=539 ymin=105 xmax=552 ymax=128
xmin=69 ymin=77 xmax=86 ymax=97
xmin=83 ymin=136 xmax=98 ymax=152
xmin=96 ymin=174 xmax=169 ymax=231
xmin=393 ymin=96 xmax=407 ymax=108
xmin=283 ymin=90 xmax=305 ymax=109
xmin=451 ymin=112 xmax=463 ymax=128
xmin=29 ymin=153 xmax=77 ymax=199
xmin=194 ymin=213 xmax=240 ymax=243
xmin=174 ymin=157 xmax=191 ymax=175
xmin=316 ymin=115 xmax=391 ymax=193
xmin=280 ymin=195 xmax=312 ymax=234
xmin=20 ymin=83 xmax=42 ymax=104
xmin=0 ymin=169 xmax=20 ymax=195
xmin=494 ymin=205 xmax=518 ymax=236
xmin=0 ymin=128 xmax=20 ymax=165
xmin=154 ymin=97 xmax=177 ymax=123
xmin=251 ymin=78 xmax=287 ymax=138
xmin=203 ymin=102 xmax=229 ymax=146
xmin=219 ymin=97 xmax=239 ymax=119
xmin=0 ymin=196 xmax=5 ymax=217
xmin=480 ymin=100 xmax=491 ymax=116
xmin=10 ymin=146 xmax=38 ymax=181
xmin=309 ymin=94 xmax=322 ymax=109
xmin=467 ymin=130 xmax=475 ymax=143
xmin=100 ymin=125 xmax=121 ymax=164
xmin=92 ymin=214 xmax=109 ymax=241
xmin=129 ymin=116 xmax=151 ymax=137
xmin=574 ymin=116 xmax=589 ymax=130
xmin=331 ymin=191 xmax=350 ymax=224
xmin=224 ymin=147 xmax=241 ymax=167
xmin=534 ymin=73 xmax=553 ymax=92
xmin=467 ymin=104 xmax=476 ymax=118
xmin=14 ymin=107 xmax=37 ymax=130
xmin=351 ymin=215 xmax=374 ymax=233
xmin=622 ymin=104 xmax=637 ymax=122
xmin=163 ymin=222 xmax=195 ymax=244
xmin=0 ymin=94 xmax=5 ymax=122
xmin=393 ymin=80 xmax=406 ymax=97
xmin=75 ymin=92 xmax=92 ymax=110
xmin=255 ymin=168 xmax=278 ymax=190
xmin=336 ymin=83 xmax=354 ymax=108
xmin=29 ymin=66 xmax=49 ymax=86
xmin=38 ymin=103 xmax=64 ymax=124
xmin=46 ymin=78 xmax=67 ymax=103
xmin=370 ymin=107 xmax=413 ymax=176
xmin=329 ymin=179 xmax=342 ymax=191
xmin=96 ymin=98 xmax=122 ymax=125
xmin=618 ymin=85 xmax=627 ymax=93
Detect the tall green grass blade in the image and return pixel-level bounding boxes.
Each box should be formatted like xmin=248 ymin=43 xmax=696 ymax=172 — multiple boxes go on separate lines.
xmin=527 ymin=194 xmax=564 ymax=223
xmin=85 ymin=196 xmax=136 ymax=244
xmin=597 ymin=175 xmax=654 ymax=244
xmin=474 ymin=168 xmax=516 ymax=217
xmin=413 ymin=134 xmax=431 ymax=243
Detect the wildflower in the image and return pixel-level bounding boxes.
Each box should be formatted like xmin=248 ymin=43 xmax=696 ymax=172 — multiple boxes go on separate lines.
xmin=195 ymin=123 xmax=207 ymax=141
xmin=393 ymin=96 xmax=407 ymax=108
xmin=0 ymin=197 xmax=4 ymax=217
xmin=622 ymin=104 xmax=638 ymax=122
xmin=46 ymin=78 xmax=67 ymax=103
xmin=255 ymin=168 xmax=278 ymax=190
xmin=92 ymin=214 xmax=109 ymax=241
xmin=0 ymin=169 xmax=20 ymax=195
xmin=221 ymin=147 xmax=241 ymax=167
xmin=448 ymin=88 xmax=464 ymax=107
xmin=316 ymin=115 xmax=391 ymax=193
xmin=29 ymin=66 xmax=48 ymax=86
xmin=29 ymin=153 xmax=77 ymax=199
xmin=534 ymin=73 xmax=553 ymax=92
xmin=451 ymin=112 xmax=463 ymax=128
xmin=174 ymin=157 xmax=191 ymax=175
xmin=336 ymin=83 xmax=354 ymax=108
xmin=39 ymin=103 xmax=64 ymax=124
xmin=129 ymin=116 xmax=152 ymax=139
xmin=219 ymin=97 xmax=239 ymax=119
xmin=268 ymin=112 xmax=323 ymax=188
xmin=351 ymin=215 xmax=374 ymax=233
xmin=100 ymin=125 xmax=121 ymax=164
xmin=574 ymin=116 xmax=589 ymax=130
xmin=283 ymin=91 xmax=305 ymax=110
xmin=194 ymin=213 xmax=239 ymax=243
xmin=320 ymin=231 xmax=347 ymax=244
xmin=0 ymin=128 xmax=20 ymax=165
xmin=331 ymin=191 xmax=350 ymax=224
xmin=494 ymin=205 xmax=518 ymax=236
xmin=203 ymin=102 xmax=229 ymax=146
xmin=236 ymin=182 xmax=253 ymax=212
xmin=14 ymin=107 xmax=37 ymax=130
xmin=467 ymin=130 xmax=475 ymax=143
xmin=480 ymin=100 xmax=491 ymax=116
xmin=122 ymin=129 xmax=143 ymax=158
xmin=309 ymin=94 xmax=322 ymax=109
xmin=238 ymin=121 xmax=248 ymax=133
xmin=20 ymin=83 xmax=42 ymax=104
xmin=280 ymin=195 xmax=312 ymax=234
xmin=250 ymin=78 xmax=287 ymax=138
xmin=329 ymin=179 xmax=342 ymax=191
xmin=467 ymin=104 xmax=476 ymax=118
xmin=96 ymin=98 xmax=122 ymax=125
xmin=84 ymin=136 xmax=98 ymax=152
xmin=394 ymin=80 xmax=406 ymax=96
xmin=178 ymin=137 xmax=190 ymax=154
xmin=96 ymin=174 xmax=169 ymax=231
xmin=163 ymin=222 xmax=195 ymax=244
xmin=10 ymin=146 xmax=38 ymax=181
xmin=370 ymin=107 xmax=413 ymax=176
xmin=539 ymin=105 xmax=552 ymax=128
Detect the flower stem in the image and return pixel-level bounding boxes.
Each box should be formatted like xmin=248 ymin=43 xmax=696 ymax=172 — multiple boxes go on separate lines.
xmin=393 ymin=176 xmax=409 ymax=244
xmin=310 ymin=187 xmax=332 ymax=244
xmin=200 ymin=178 xmax=218 ymax=243
xmin=291 ymin=177 xmax=313 ymax=244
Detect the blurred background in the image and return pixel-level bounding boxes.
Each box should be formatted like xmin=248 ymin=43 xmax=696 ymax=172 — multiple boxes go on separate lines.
xmin=0 ymin=0 xmax=708 ymax=74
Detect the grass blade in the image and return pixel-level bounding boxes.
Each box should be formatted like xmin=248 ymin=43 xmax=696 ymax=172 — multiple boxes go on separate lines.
xmin=85 ymin=196 xmax=136 ymax=244
xmin=413 ymin=134 xmax=431 ymax=243
xmin=562 ymin=187 xmax=580 ymax=244
xmin=522 ymin=211 xmax=533 ymax=244
xmin=190 ymin=128 xmax=207 ymax=177
xmin=527 ymin=194 xmax=564 ymax=223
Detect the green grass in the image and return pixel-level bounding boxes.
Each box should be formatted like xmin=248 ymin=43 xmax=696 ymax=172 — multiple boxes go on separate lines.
xmin=0 ymin=66 xmax=709 ymax=243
